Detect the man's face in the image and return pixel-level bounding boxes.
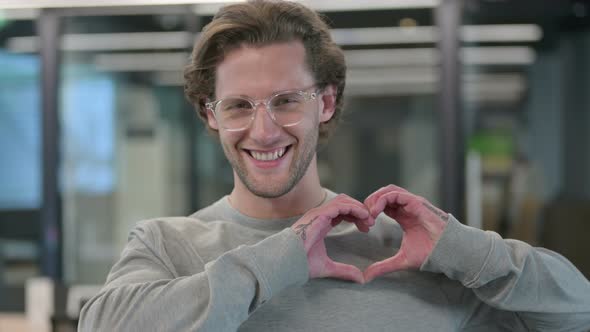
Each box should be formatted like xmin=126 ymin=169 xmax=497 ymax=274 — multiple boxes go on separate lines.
xmin=209 ymin=41 xmax=335 ymax=198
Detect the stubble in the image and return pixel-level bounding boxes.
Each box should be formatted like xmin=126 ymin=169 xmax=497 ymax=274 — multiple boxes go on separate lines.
xmin=222 ymin=119 xmax=319 ymax=199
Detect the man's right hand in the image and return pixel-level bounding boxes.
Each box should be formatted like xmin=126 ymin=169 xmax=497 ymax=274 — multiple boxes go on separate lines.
xmin=290 ymin=194 xmax=374 ymax=284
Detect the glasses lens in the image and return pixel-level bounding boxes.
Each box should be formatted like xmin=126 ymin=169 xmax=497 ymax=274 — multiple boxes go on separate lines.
xmin=270 ymin=92 xmax=307 ymax=126
xmin=216 ymin=97 xmax=254 ymax=129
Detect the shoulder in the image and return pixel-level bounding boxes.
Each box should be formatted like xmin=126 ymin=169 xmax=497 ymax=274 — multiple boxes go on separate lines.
xmin=189 ymin=196 xmax=233 ymax=222
xmin=130 ymin=196 xmax=231 ymax=242
xmin=130 ymin=217 xmax=213 ymax=248
xmin=127 ymin=216 xmax=224 ymax=272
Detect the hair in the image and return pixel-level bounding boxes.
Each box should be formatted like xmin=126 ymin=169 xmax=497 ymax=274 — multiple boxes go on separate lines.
xmin=183 ymin=0 xmax=346 ymax=143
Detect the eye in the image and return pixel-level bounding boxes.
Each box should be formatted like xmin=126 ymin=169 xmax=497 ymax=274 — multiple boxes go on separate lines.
xmin=271 ymin=93 xmax=303 ymax=108
xmin=220 ymin=98 xmax=252 ymax=112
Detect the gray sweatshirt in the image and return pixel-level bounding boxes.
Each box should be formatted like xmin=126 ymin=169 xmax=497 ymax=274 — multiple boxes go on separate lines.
xmin=79 ymin=191 xmax=590 ymax=331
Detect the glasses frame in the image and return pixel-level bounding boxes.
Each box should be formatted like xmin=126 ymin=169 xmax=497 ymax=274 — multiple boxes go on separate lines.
xmin=205 ymin=85 xmax=320 ymax=132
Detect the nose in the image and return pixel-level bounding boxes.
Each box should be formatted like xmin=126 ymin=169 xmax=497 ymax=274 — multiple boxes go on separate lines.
xmin=248 ymin=103 xmax=282 ymax=143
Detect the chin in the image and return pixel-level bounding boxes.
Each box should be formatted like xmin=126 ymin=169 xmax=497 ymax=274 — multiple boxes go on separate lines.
xmin=244 ymin=179 xmax=293 ymax=199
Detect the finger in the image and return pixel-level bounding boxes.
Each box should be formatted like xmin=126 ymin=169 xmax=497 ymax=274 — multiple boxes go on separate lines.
xmin=381 ymin=192 xmax=441 ymax=228
xmin=364 ymin=184 xmax=409 ymax=207
xmin=324 ymin=201 xmax=371 ymax=222
xmin=385 ymin=184 xmax=410 ymax=193
xmin=333 ymin=194 xmax=369 ymax=213
xmin=312 ymin=196 xmax=373 ymax=232
xmin=375 ymin=191 xmax=421 ymax=221
xmin=367 ymin=194 xmax=390 ymax=219
xmin=365 ymin=185 xmax=410 ymax=217
xmin=331 ymin=218 xmax=343 ymax=227
xmin=355 ymin=220 xmax=371 ymax=233
xmin=332 ymin=214 xmax=372 ymax=233
xmin=324 ymin=259 xmax=365 ymax=284
xmin=363 ymin=252 xmax=409 ymax=283
xmin=299 ymin=203 xmax=369 ymax=244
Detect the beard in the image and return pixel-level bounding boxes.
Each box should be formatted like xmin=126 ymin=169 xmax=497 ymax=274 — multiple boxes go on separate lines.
xmin=221 ymin=124 xmax=319 ymax=199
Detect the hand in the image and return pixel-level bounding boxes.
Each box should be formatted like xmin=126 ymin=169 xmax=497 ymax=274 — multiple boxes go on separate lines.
xmin=291 ymin=194 xmax=374 ymax=284
xmin=363 ymin=185 xmax=449 ymax=283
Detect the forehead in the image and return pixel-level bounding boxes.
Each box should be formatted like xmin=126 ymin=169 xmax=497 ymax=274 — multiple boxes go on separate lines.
xmin=215 ymin=41 xmax=315 ymax=98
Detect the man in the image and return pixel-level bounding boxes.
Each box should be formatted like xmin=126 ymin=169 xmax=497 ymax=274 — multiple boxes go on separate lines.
xmin=79 ymin=1 xmax=590 ymax=331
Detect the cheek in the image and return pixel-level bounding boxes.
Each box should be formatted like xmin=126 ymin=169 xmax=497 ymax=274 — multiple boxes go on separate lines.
xmin=219 ymin=131 xmax=243 ymax=149
xmin=290 ymin=118 xmax=319 ymax=142
xmin=306 ymin=110 xmax=321 ymax=130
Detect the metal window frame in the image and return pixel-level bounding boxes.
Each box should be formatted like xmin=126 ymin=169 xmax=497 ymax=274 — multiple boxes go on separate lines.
xmin=436 ymin=0 xmax=464 ymax=221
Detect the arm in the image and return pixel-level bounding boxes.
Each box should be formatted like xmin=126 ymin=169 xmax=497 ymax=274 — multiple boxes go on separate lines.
xmin=363 ymin=184 xmax=590 ymax=331
xmin=79 ymin=194 xmax=374 ymax=332
xmin=78 ymin=223 xmax=309 ymax=332
xmin=422 ymin=216 xmax=590 ymax=331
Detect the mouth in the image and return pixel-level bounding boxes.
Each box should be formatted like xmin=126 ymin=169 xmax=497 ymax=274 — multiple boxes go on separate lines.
xmin=244 ymin=145 xmax=292 ymax=162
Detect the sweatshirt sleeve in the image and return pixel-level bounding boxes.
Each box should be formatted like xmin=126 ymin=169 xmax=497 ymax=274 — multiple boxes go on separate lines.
xmin=421 ymin=215 xmax=590 ymax=331
xmin=78 ymin=222 xmax=309 ymax=332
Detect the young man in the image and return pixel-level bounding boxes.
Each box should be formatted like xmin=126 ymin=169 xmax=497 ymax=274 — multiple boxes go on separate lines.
xmin=79 ymin=1 xmax=590 ymax=331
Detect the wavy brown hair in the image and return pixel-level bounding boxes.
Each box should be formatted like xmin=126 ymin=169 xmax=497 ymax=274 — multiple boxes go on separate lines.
xmin=183 ymin=0 xmax=346 ymax=143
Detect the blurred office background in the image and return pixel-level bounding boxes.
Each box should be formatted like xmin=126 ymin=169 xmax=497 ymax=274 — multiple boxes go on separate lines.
xmin=0 ymin=0 xmax=589 ymax=330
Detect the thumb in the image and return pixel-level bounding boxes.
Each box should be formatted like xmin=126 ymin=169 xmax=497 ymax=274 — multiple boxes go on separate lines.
xmin=323 ymin=259 xmax=365 ymax=284
xmin=363 ymin=251 xmax=409 ymax=283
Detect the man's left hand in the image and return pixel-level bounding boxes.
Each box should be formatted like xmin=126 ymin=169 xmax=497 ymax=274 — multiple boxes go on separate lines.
xmin=363 ymin=185 xmax=450 ymax=283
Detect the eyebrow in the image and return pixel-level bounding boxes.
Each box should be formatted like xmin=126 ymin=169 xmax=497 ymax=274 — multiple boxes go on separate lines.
xmin=217 ymin=87 xmax=309 ymax=100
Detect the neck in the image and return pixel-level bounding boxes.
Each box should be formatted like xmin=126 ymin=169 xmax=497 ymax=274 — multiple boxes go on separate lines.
xmin=228 ymin=156 xmax=325 ymax=219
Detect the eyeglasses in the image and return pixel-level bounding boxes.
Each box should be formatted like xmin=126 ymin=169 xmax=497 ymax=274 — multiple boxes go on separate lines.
xmin=205 ymin=86 xmax=319 ymax=132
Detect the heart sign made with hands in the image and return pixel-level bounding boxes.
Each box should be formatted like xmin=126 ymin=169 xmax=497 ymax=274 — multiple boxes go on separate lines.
xmin=362 ymin=184 xmax=449 ymax=283
xmin=290 ymin=186 xmax=450 ymax=284
xmin=290 ymin=194 xmax=374 ymax=284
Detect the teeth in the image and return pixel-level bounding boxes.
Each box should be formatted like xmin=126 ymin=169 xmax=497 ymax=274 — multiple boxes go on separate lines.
xmin=251 ymin=147 xmax=286 ymax=161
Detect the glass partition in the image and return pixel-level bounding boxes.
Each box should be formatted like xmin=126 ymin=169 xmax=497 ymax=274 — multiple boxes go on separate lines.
xmin=2 ymin=0 xmax=588 ymax=320
xmin=57 ymin=5 xmax=444 ymax=286
xmin=462 ymin=0 xmax=590 ymax=278
xmin=0 ymin=10 xmax=41 ymax=311
xmin=57 ymin=10 xmax=198 ymax=284
xmin=320 ymin=8 xmax=441 ymax=206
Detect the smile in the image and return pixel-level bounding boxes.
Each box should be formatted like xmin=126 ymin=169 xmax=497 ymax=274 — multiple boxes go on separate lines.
xmin=247 ymin=146 xmax=290 ymax=161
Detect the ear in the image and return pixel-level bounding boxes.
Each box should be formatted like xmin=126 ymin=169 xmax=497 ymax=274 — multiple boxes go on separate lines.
xmin=205 ymin=107 xmax=219 ymax=130
xmin=319 ymin=85 xmax=337 ymax=123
